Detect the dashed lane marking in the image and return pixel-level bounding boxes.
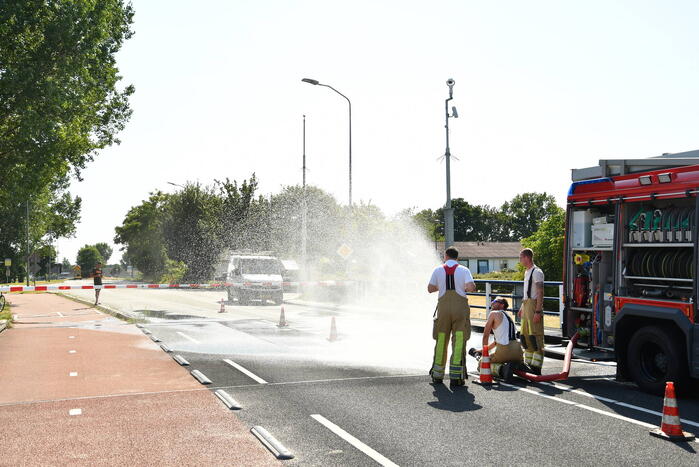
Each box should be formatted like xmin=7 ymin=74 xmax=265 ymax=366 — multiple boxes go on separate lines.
xmin=176 ymin=331 xmax=201 ymax=344
xmin=68 ymin=336 xmax=75 ymax=339
xmin=69 ymin=372 xmax=78 ymax=377
xmin=68 ymin=350 xmax=76 ymax=354
xmin=56 ymin=311 xmax=64 ymax=317
xmin=223 ymin=359 xmax=268 ymax=384
xmin=68 ymin=408 xmax=82 ymax=416
xmin=311 ymin=414 xmax=399 ymax=467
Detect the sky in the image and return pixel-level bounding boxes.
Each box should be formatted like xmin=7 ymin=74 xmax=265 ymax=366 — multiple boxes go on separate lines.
xmin=57 ymin=0 xmax=699 ymax=263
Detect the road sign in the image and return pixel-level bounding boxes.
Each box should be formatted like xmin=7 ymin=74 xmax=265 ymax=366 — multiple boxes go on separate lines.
xmin=336 ymin=244 xmax=353 ymax=260
xmin=4 ymin=258 xmax=10 ymax=267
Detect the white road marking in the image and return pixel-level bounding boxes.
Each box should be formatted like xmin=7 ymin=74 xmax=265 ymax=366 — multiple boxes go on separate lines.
xmin=222 ymin=359 xmax=268 ymax=384
xmin=68 ymin=350 xmax=76 ymax=354
xmin=68 ymin=408 xmax=82 ymax=416
xmin=68 ymin=336 xmax=75 ymax=339
xmin=69 ymin=372 xmax=78 ymax=377
xmin=544 ymin=381 xmax=699 ymax=429
xmin=56 ymin=311 xmax=64 ymax=317
xmin=176 ymin=331 xmax=201 ymax=344
xmin=496 ymin=379 xmax=658 ymax=430
xmin=311 ymin=414 xmax=399 ymax=467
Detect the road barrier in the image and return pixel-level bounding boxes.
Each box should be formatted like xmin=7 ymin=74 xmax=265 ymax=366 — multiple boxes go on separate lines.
xmin=0 ymin=280 xmax=353 ymax=293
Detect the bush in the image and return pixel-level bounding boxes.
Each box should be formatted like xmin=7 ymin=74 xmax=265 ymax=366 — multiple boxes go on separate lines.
xmin=474 ymin=270 xmax=523 ymax=281
xmin=160 ymin=260 xmax=187 ymax=284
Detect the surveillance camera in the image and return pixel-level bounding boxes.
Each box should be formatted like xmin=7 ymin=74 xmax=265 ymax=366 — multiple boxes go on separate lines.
xmin=452 ymin=106 xmax=458 ymax=118
xmin=446 ymin=78 xmax=455 ymax=86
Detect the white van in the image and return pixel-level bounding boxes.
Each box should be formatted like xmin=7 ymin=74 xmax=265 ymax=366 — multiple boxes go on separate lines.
xmin=226 ymin=255 xmax=284 ymax=305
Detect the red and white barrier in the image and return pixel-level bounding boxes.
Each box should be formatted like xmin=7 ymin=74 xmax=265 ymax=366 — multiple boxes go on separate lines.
xmin=0 ymin=280 xmax=353 ymax=293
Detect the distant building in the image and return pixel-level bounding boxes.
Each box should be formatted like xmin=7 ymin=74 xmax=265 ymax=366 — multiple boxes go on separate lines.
xmin=435 ymin=241 xmax=523 ymax=274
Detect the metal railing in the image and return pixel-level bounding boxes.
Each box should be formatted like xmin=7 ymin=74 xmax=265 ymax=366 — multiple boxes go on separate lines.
xmin=469 ymin=279 xmax=564 ymax=329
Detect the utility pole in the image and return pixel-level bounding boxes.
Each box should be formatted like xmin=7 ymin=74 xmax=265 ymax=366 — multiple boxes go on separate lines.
xmin=301 ymin=114 xmax=308 ymax=280
xmin=443 ymin=78 xmax=458 ymax=247
xmin=26 ymin=200 xmax=30 ymax=286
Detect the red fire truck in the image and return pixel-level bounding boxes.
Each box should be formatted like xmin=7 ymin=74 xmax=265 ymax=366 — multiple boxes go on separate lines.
xmin=565 ymin=150 xmax=699 ymax=394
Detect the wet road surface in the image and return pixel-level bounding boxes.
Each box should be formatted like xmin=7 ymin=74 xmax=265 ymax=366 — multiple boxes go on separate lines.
xmin=56 ymin=283 xmax=699 ymax=465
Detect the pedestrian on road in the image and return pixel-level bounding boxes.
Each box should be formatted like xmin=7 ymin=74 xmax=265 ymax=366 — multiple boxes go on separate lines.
xmin=469 ymin=297 xmax=522 ymax=382
xmin=92 ymin=262 xmax=103 ymax=306
xmin=518 ymin=248 xmax=545 ymax=374
xmin=427 ymin=247 xmax=476 ymax=387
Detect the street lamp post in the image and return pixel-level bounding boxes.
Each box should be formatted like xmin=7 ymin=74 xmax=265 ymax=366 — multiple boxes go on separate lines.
xmin=443 ymin=79 xmax=458 ymax=247
xmin=301 ymin=78 xmax=352 ymax=206
xmin=301 ymin=114 xmax=308 ymax=280
xmin=167 ymin=181 xmax=185 ymax=189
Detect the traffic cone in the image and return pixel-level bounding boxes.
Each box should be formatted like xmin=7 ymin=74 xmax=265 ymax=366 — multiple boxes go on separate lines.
xmin=219 ymin=298 xmax=226 ymax=313
xmin=327 ymin=316 xmax=338 ymax=342
xmin=277 ymin=306 xmax=288 ymax=327
xmin=479 ymin=346 xmax=493 ymax=385
xmin=650 ymin=382 xmax=695 ymax=441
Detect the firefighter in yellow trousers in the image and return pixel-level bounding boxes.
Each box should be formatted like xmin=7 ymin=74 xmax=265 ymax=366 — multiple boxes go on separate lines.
xmin=428 ymin=247 xmax=476 ymax=387
xmin=518 ymin=248 xmax=545 ymax=374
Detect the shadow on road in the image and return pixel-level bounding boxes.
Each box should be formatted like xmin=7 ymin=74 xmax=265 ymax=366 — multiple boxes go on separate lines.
xmin=427 ymin=383 xmax=483 ymax=412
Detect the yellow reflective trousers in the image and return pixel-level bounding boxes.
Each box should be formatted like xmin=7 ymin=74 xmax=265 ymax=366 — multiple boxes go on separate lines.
xmin=431 ymin=290 xmax=471 ymax=380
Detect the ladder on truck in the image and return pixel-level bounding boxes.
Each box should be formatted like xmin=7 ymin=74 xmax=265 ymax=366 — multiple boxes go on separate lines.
xmin=571 ymin=149 xmax=699 ymax=182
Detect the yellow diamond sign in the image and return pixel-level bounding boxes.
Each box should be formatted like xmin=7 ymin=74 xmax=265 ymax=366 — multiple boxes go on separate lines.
xmin=336 ymin=244 xmax=353 ymax=260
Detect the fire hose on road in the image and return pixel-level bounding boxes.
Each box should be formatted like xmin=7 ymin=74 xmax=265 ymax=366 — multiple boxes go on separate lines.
xmin=514 ymin=332 xmax=580 ymax=382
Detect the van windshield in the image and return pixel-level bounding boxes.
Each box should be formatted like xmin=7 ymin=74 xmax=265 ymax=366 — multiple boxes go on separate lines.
xmin=239 ymin=258 xmax=281 ymax=275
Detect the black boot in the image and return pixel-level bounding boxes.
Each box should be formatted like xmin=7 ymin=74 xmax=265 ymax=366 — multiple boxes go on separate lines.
xmin=500 ymin=363 xmax=514 ymax=383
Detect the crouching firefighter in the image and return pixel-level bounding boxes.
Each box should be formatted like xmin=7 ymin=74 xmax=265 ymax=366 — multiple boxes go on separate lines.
xmin=518 ymin=248 xmax=545 ymax=374
xmin=427 ymin=247 xmax=476 ymax=387
xmin=469 ymin=297 xmax=523 ymax=382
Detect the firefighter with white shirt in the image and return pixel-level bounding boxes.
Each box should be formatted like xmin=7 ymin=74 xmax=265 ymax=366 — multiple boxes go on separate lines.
xmin=518 ymin=248 xmax=545 ymax=374
xmin=469 ymin=297 xmax=522 ymax=382
xmin=427 ymin=247 xmax=476 ymax=387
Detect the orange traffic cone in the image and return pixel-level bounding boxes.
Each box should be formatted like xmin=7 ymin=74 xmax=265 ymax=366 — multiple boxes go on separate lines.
xmin=327 ymin=316 xmax=338 ymax=342
xmin=277 ymin=306 xmax=288 ymax=327
xmin=219 ymin=298 xmax=226 ymax=313
xmin=479 ymin=346 xmax=493 ymax=384
xmin=650 ymin=381 xmax=695 ymax=441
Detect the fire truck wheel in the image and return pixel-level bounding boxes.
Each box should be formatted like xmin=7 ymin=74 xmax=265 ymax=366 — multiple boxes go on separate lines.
xmin=627 ymin=325 xmax=687 ymax=395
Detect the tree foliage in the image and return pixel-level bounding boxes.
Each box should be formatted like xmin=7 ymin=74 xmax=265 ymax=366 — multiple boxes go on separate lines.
xmin=94 ymin=242 xmax=113 ymax=263
xmin=501 ymin=192 xmax=560 ymax=240
xmin=521 ymin=207 xmax=566 ymax=280
xmin=0 ymin=0 xmax=134 ymax=278
xmin=114 ymin=192 xmax=170 ymax=280
xmin=76 ymin=245 xmax=103 ymax=276
xmin=114 ymin=177 xmax=261 ymax=282
xmin=417 ymin=192 xmax=561 ymax=242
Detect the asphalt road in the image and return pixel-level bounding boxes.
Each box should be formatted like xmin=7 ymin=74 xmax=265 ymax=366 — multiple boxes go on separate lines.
xmin=61 ymin=283 xmax=699 ymax=465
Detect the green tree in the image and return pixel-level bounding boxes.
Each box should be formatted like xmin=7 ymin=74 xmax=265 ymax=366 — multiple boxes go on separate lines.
xmin=76 ymin=245 xmax=103 ymax=276
xmin=61 ymin=257 xmax=72 ymax=271
xmin=0 ymin=1 xmax=134 ymax=275
xmin=521 ymin=207 xmax=566 ymax=280
xmin=94 ymin=242 xmax=113 ymax=263
xmin=501 ymin=192 xmax=560 ymax=240
xmin=436 ymin=199 xmax=511 ymax=242
xmin=412 ymin=208 xmax=443 ymax=244
xmin=114 ymin=192 xmax=170 ymax=280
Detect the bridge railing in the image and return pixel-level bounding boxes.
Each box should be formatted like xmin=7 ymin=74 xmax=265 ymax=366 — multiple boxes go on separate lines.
xmin=468 ymin=279 xmax=564 ymax=329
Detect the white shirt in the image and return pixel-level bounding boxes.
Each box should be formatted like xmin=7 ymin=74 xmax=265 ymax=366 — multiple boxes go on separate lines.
xmin=492 ymin=310 xmax=514 ymax=345
xmin=523 ymin=265 xmax=544 ymax=300
xmin=429 ymin=260 xmax=475 ymax=298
